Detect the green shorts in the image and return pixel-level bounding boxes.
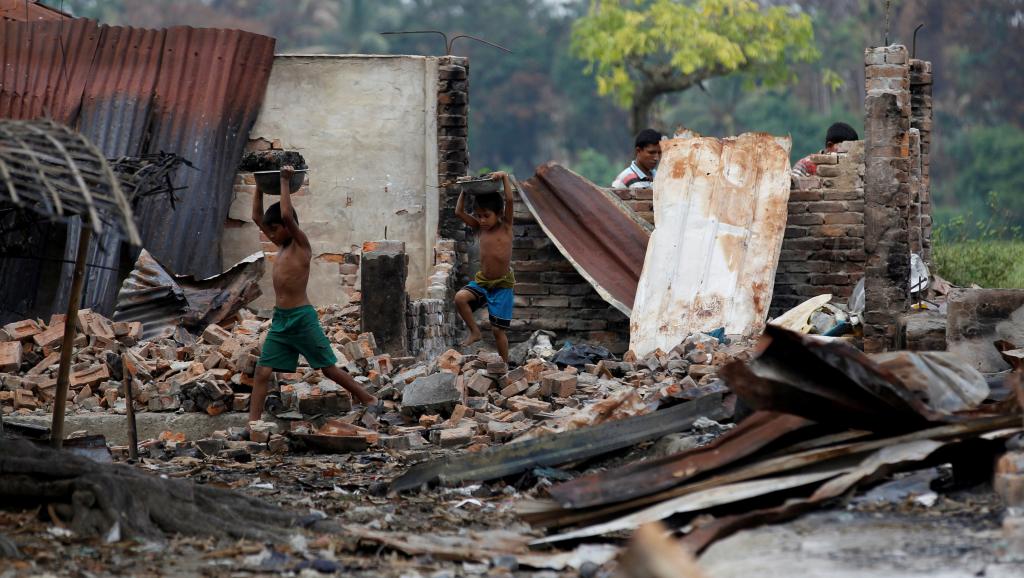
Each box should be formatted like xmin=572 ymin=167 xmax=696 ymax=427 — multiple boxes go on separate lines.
xmin=257 ymin=305 xmax=338 ymax=372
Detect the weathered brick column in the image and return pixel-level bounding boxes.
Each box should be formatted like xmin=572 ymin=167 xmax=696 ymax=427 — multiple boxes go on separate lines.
xmin=863 ymin=45 xmax=912 ymax=353
xmin=909 ymin=59 xmax=934 ymax=263
xmin=436 ymin=56 xmax=471 ymax=279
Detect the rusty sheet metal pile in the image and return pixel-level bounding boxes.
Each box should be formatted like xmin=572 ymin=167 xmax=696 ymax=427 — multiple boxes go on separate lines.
xmin=509 ymin=326 xmax=1023 ymax=555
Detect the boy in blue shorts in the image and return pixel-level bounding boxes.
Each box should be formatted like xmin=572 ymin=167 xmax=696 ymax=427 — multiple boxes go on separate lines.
xmin=454 ymin=171 xmax=515 ymax=362
xmin=249 ymin=166 xmax=376 ymax=423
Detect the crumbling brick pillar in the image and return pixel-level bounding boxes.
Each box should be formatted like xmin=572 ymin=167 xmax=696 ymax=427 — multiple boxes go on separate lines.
xmin=771 ymin=141 xmax=866 ymax=316
xmin=437 ymin=56 xmax=471 ymax=279
xmin=863 ymin=45 xmax=912 ymax=353
xmin=360 ymin=240 xmax=408 ymax=356
xmin=909 ymin=59 xmax=934 ymax=263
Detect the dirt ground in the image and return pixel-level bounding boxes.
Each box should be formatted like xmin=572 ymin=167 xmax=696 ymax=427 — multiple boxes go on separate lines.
xmin=701 ymin=486 xmax=1024 ymax=578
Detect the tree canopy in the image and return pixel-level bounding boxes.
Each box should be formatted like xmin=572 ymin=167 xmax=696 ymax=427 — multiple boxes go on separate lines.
xmin=571 ymin=0 xmax=819 ymax=132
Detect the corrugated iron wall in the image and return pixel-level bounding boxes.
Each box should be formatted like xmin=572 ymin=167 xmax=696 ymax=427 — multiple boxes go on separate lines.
xmin=0 ymin=14 xmax=274 ymax=321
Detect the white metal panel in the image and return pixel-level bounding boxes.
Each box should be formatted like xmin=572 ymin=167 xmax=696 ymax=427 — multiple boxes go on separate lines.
xmin=630 ymin=131 xmax=792 ymax=356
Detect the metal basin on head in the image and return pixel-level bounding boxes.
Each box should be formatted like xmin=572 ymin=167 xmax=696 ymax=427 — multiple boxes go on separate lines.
xmin=254 ymin=170 xmax=305 ymax=195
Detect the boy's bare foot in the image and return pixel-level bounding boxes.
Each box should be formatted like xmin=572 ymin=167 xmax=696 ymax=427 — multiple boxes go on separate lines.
xmin=461 ymin=331 xmax=482 ymax=347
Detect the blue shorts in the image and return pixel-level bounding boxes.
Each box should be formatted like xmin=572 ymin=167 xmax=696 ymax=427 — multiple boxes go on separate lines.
xmin=464 ymin=281 xmax=513 ymax=330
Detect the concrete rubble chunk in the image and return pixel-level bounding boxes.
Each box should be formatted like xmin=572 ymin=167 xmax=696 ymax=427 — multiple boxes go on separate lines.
xmin=401 ymin=372 xmax=461 ymax=417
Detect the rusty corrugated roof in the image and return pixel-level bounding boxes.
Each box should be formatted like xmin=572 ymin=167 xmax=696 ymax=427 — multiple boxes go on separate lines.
xmin=0 ymin=0 xmax=66 ymax=22
xmin=0 ymin=16 xmax=274 ymax=320
xmin=630 ymin=131 xmax=792 ymax=355
xmin=518 ymin=164 xmax=651 ymax=315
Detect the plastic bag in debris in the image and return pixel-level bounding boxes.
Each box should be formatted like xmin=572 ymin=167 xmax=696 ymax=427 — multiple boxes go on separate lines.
xmin=910 ymin=253 xmax=930 ymax=295
xmin=870 ymin=351 xmax=990 ymax=414
xmin=552 ymin=342 xmax=614 ymax=369
xmin=849 ymin=277 xmax=865 ymax=316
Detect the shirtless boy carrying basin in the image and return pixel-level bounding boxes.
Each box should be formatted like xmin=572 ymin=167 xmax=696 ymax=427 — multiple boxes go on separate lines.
xmin=249 ymin=165 xmax=377 ymax=422
xmin=453 ymin=171 xmax=515 ymax=363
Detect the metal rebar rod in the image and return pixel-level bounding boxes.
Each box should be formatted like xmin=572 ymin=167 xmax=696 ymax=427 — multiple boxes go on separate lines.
xmin=50 ymin=226 xmax=92 ymax=449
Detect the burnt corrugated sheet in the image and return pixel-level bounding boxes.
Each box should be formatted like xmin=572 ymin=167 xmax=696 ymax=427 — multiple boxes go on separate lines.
xmin=518 ymin=163 xmax=651 ymax=315
xmin=0 ymin=16 xmax=274 ymax=322
xmin=0 ymin=0 xmax=66 ymax=22
xmin=55 ymin=24 xmax=165 ymax=314
xmin=135 ymin=26 xmax=275 ymax=278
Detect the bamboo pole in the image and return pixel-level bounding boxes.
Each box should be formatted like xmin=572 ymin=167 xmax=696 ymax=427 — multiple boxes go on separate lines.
xmin=50 ymin=226 xmax=92 ymax=449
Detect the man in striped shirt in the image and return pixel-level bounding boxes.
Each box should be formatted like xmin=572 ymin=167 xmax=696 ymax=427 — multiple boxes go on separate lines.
xmin=612 ymin=128 xmax=663 ymax=189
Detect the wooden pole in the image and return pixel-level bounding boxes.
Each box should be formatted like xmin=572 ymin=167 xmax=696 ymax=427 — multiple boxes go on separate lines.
xmin=51 ymin=226 xmax=92 ymax=449
xmin=121 ymin=353 xmax=139 ymax=460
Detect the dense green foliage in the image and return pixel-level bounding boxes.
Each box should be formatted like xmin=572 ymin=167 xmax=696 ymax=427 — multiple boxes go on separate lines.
xmin=571 ymin=0 xmax=818 ymax=131
xmin=932 ymin=193 xmax=1024 ymax=288
xmin=933 ymin=241 xmax=1024 ymax=288
xmin=47 ymin=0 xmax=1024 ymax=229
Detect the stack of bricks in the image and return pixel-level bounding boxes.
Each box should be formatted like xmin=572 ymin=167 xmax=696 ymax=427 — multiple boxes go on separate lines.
xmin=610 ymin=187 xmax=655 ymax=225
xmin=407 ymin=239 xmax=460 ymax=359
xmin=508 ymin=197 xmax=630 ymax=353
xmin=909 ymin=59 xmax=934 ymax=263
xmin=863 ymin=45 xmax=913 ymax=353
xmin=436 ymin=56 xmax=471 ymax=282
xmin=770 ymin=141 xmax=866 ymax=316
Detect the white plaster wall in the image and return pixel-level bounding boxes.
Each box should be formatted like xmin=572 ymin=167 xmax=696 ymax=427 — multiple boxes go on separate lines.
xmin=222 ymin=55 xmax=440 ymax=310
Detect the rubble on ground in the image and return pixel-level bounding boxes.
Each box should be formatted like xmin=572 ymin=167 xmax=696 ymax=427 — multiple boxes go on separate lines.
xmin=1 ymin=304 xmax=753 ymax=460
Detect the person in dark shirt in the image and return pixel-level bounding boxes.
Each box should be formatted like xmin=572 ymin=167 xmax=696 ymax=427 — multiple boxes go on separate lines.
xmin=793 ymin=122 xmax=859 ymax=177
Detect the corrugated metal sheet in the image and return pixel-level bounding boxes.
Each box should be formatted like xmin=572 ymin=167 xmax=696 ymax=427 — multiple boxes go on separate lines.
xmin=518 ymin=163 xmax=651 ymax=315
xmin=113 ymin=249 xmax=264 ymax=340
xmin=0 ymin=0 xmax=66 ymax=22
xmin=630 ymin=131 xmax=792 ymax=356
xmin=134 ymin=26 xmax=275 ymax=278
xmin=57 ymin=24 xmax=163 ymax=314
xmin=0 ymin=16 xmax=274 ymax=321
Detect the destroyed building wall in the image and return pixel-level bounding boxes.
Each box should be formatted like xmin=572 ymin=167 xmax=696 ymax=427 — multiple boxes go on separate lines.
xmin=863 ymin=45 xmax=913 ymax=353
xmin=222 ymin=55 xmax=441 ymax=311
xmin=771 ymin=141 xmax=866 ymax=316
xmin=510 ymin=198 xmax=631 ymax=354
xmin=611 ymin=187 xmax=655 ymax=225
xmin=407 ymin=239 xmax=460 ymax=359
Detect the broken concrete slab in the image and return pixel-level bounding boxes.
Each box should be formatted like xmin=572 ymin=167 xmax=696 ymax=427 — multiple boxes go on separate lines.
xmin=401 ymin=372 xmax=460 ymax=417
xmin=947 ymin=288 xmax=1024 ymax=372
xmin=4 ymin=412 xmax=253 ymax=446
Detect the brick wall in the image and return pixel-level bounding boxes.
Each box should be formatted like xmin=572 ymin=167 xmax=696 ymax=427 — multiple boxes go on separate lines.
xmin=863 ymin=45 xmax=913 ymax=353
xmin=407 ymin=239 xmax=460 ymax=359
xmin=436 ymin=56 xmax=471 ymax=282
xmin=507 ymin=198 xmax=631 ymax=353
xmin=771 ymin=141 xmax=866 ymax=316
xmin=610 ymin=187 xmax=655 ymax=225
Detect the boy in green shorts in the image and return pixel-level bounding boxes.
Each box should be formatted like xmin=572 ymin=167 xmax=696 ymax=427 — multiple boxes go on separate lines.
xmin=249 ymin=165 xmax=377 ymax=424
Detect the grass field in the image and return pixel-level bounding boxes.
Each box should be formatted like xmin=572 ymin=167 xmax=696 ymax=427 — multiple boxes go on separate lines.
xmin=932 ymin=240 xmax=1024 ymax=288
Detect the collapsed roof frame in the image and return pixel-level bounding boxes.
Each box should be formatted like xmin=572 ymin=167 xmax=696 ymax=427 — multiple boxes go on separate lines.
xmin=0 ymin=118 xmax=139 ymax=449
xmin=0 ymin=119 xmax=140 ymax=245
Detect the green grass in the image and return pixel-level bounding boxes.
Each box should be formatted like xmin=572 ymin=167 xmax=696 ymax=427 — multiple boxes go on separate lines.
xmin=932 ymin=240 xmax=1024 ymax=288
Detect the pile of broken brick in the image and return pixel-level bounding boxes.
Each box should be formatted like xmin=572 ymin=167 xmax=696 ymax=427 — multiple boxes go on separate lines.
xmin=1 ymin=304 xmax=752 ymax=459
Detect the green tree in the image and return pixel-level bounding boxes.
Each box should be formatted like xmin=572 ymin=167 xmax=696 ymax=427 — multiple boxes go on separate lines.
xmin=571 ymin=0 xmax=820 ymax=133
